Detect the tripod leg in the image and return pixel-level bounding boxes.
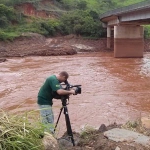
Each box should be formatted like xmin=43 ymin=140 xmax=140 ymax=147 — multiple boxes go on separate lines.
xmin=64 ymin=106 xmax=75 ymax=146
xmin=54 ymin=107 xmax=63 ymax=133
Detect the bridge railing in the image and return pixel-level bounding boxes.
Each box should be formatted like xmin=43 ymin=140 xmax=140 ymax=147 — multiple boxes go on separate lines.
xmin=100 ymin=1 xmax=150 ymax=19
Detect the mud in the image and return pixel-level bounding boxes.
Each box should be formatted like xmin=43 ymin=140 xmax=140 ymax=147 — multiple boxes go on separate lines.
xmin=0 ymin=34 xmax=108 ymax=58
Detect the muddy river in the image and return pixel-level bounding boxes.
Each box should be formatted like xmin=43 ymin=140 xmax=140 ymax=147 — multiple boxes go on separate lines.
xmin=0 ymin=52 xmax=150 ymax=134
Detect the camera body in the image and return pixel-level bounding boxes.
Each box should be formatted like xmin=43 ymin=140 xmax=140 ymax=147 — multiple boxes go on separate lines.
xmin=53 ymin=81 xmax=81 ymax=99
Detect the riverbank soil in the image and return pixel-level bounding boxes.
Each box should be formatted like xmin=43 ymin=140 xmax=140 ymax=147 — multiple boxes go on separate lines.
xmin=0 ymin=34 xmax=107 ymax=60
xmin=59 ymin=123 xmax=150 ymax=150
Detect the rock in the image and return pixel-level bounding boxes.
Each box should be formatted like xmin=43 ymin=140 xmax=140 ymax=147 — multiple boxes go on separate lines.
xmin=42 ymin=132 xmax=59 ymax=150
xmin=104 ymin=128 xmax=150 ymax=148
xmin=72 ymin=44 xmax=94 ymax=52
xmin=99 ymin=124 xmax=107 ymax=132
xmin=58 ymin=137 xmax=73 ymax=147
xmin=141 ymin=116 xmax=150 ymax=129
xmin=58 ymin=132 xmax=80 ymax=148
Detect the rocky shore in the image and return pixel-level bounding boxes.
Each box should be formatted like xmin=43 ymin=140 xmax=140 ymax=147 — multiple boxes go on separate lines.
xmin=44 ymin=119 xmax=150 ymax=150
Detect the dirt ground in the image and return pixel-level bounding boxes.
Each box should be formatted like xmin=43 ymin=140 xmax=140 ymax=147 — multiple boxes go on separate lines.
xmin=0 ymin=33 xmax=108 ymax=61
xmin=59 ymin=123 xmax=150 ymax=150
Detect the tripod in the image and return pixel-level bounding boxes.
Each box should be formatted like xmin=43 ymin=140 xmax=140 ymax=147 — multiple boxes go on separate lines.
xmin=54 ymin=96 xmax=75 ymax=146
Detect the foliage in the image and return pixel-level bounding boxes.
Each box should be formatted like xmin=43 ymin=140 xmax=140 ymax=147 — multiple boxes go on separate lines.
xmin=122 ymin=119 xmax=150 ymax=136
xmin=144 ymin=25 xmax=150 ymax=39
xmin=0 ymin=30 xmax=20 ymax=41
xmin=0 ymin=17 xmax=62 ymax=41
xmin=113 ymin=0 xmax=147 ymax=7
xmin=60 ymin=10 xmax=106 ymax=37
xmin=76 ymin=0 xmax=87 ymax=10
xmin=79 ymin=126 xmax=98 ymax=146
xmin=0 ymin=0 xmax=40 ymax=6
xmin=0 ymin=0 xmax=149 ymax=40
xmin=0 ymin=109 xmax=44 ymax=150
xmin=59 ymin=0 xmax=87 ymax=10
xmin=0 ymin=4 xmax=17 ymax=28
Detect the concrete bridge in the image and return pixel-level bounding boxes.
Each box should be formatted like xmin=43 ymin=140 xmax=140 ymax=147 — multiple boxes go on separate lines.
xmin=100 ymin=1 xmax=150 ymax=58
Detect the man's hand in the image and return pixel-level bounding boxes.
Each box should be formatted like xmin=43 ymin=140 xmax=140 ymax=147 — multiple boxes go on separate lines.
xmin=70 ymin=89 xmax=76 ymax=95
xmin=57 ymin=89 xmax=75 ymax=95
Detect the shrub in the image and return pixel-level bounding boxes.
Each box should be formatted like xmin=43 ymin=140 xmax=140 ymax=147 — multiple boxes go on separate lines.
xmin=144 ymin=25 xmax=150 ymax=39
xmin=60 ymin=10 xmax=106 ymax=38
xmin=0 ymin=30 xmax=20 ymax=41
xmin=0 ymin=4 xmax=17 ymax=28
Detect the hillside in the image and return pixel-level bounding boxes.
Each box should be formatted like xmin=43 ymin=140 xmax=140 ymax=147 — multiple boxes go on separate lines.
xmin=0 ymin=0 xmax=149 ymax=41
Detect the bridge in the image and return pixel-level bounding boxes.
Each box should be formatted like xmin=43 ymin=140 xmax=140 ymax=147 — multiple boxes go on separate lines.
xmin=100 ymin=1 xmax=150 ymax=58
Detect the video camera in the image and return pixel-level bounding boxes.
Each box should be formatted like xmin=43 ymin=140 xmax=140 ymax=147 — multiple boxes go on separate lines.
xmin=53 ymin=80 xmax=81 ymax=99
xmin=64 ymin=80 xmax=81 ymax=95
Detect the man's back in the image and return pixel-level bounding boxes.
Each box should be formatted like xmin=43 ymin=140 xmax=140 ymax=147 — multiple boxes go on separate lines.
xmin=38 ymin=75 xmax=61 ymax=105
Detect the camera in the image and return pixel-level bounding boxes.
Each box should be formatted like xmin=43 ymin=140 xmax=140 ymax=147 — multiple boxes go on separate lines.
xmin=64 ymin=80 xmax=81 ymax=95
xmin=53 ymin=80 xmax=81 ymax=99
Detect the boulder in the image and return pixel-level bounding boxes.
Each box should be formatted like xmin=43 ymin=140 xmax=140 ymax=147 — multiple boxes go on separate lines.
xmin=99 ymin=124 xmax=107 ymax=132
xmin=104 ymin=128 xmax=150 ymax=148
xmin=42 ymin=132 xmax=59 ymax=150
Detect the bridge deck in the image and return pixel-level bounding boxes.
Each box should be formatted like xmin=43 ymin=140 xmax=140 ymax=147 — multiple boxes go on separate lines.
xmin=100 ymin=1 xmax=150 ymax=20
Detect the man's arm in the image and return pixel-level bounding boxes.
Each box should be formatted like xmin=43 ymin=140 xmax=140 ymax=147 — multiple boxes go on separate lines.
xmin=57 ymin=89 xmax=75 ymax=95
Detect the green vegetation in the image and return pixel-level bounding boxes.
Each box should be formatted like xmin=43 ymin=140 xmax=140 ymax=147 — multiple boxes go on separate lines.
xmin=59 ymin=10 xmax=106 ymax=37
xmin=79 ymin=126 xmax=98 ymax=146
xmin=122 ymin=119 xmax=150 ymax=136
xmin=0 ymin=0 xmax=150 ymax=41
xmin=0 ymin=0 xmax=40 ymax=6
xmin=0 ymin=109 xmax=44 ymax=150
xmin=144 ymin=25 xmax=150 ymax=39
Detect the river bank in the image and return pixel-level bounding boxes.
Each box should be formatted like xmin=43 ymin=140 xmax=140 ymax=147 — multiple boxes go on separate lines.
xmin=1 ymin=34 xmax=150 ymax=64
xmin=59 ymin=121 xmax=150 ymax=150
xmin=0 ymin=33 xmax=107 ymax=60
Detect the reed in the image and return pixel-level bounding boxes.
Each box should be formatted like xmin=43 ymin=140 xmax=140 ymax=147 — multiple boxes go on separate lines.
xmin=0 ymin=109 xmax=44 ymax=150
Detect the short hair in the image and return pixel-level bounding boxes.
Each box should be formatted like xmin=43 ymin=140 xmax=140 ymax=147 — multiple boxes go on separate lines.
xmin=59 ymin=71 xmax=69 ymax=79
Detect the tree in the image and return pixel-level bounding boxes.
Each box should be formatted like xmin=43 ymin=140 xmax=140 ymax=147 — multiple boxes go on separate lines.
xmin=0 ymin=4 xmax=16 ymax=28
xmin=77 ymin=0 xmax=87 ymax=10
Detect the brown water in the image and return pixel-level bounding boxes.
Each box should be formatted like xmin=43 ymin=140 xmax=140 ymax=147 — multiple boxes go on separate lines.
xmin=0 ymin=52 xmax=150 ymax=134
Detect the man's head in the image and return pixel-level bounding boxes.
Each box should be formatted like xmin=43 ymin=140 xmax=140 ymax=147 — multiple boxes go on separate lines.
xmin=57 ymin=71 xmax=69 ymax=83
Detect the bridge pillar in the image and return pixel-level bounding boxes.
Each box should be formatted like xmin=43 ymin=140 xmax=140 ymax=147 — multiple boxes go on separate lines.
xmin=107 ymin=27 xmax=111 ymax=49
xmin=114 ymin=26 xmax=144 ymax=58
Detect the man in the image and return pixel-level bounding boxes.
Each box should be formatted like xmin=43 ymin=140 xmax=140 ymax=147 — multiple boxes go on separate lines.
xmin=37 ymin=71 xmax=75 ymax=133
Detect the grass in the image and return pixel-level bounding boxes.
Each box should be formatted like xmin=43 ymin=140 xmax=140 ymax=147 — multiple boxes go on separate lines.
xmin=0 ymin=30 xmax=20 ymax=41
xmin=78 ymin=126 xmax=98 ymax=146
xmin=121 ymin=119 xmax=150 ymax=136
xmin=0 ymin=19 xmax=48 ymax=41
xmin=113 ymin=0 xmax=146 ymax=7
xmin=0 ymin=109 xmax=45 ymax=150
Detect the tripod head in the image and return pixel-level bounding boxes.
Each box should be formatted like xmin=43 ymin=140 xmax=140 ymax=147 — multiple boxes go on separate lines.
xmin=61 ymin=95 xmax=69 ymax=106
xmin=53 ymin=80 xmax=81 ymax=100
xmin=64 ymin=80 xmax=81 ymax=95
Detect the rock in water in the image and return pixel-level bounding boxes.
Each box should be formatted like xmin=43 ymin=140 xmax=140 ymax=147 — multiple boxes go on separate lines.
xmin=42 ymin=132 xmax=59 ymax=150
